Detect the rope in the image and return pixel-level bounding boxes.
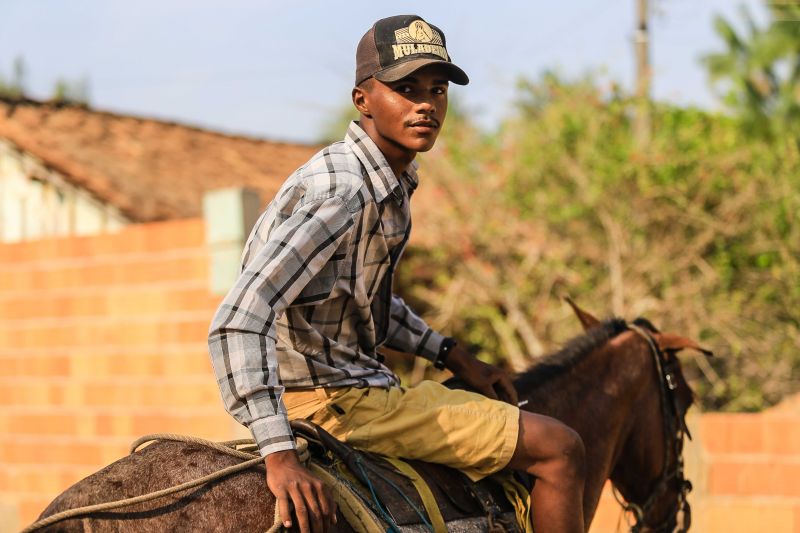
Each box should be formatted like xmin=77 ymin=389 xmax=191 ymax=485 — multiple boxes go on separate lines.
xmin=265 ymin=504 xmax=285 ymax=533
xmin=21 ymin=434 xmax=310 ymax=533
xmin=307 ymin=463 xmax=386 ymax=532
xmin=354 ymin=458 xmax=402 ymax=533
xmin=353 ymin=455 xmax=437 ymax=533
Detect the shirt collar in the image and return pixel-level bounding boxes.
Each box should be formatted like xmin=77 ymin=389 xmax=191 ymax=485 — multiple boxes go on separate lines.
xmin=345 ymin=121 xmax=418 ymax=204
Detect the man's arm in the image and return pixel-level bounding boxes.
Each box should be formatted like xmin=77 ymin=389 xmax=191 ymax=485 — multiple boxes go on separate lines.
xmin=208 ymin=195 xmax=353 ymax=532
xmin=383 ymin=294 xmax=446 ymax=360
xmin=385 ymin=295 xmax=517 ymax=404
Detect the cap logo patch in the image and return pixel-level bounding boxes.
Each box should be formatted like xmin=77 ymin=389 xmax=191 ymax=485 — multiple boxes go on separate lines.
xmin=392 ymin=20 xmax=448 ymax=61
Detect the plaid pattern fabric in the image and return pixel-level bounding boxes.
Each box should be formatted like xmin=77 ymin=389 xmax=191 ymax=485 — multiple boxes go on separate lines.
xmin=208 ymin=122 xmax=446 ymax=456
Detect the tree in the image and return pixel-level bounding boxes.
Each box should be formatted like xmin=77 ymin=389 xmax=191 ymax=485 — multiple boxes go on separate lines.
xmin=703 ymin=2 xmax=800 ymax=141
xmin=51 ymin=77 xmax=90 ymax=105
xmin=390 ymin=72 xmax=799 ymax=412
xmin=0 ymin=56 xmax=27 ymax=98
xmin=0 ymin=57 xmax=90 ymax=105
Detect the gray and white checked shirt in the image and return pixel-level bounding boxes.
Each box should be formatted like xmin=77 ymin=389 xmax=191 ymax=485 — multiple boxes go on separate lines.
xmin=208 ymin=122 xmax=446 ymax=457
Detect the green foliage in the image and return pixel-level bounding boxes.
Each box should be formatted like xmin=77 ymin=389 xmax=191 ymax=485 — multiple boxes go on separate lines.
xmin=703 ymin=2 xmax=800 ymax=141
xmin=391 ymin=72 xmax=799 ymax=412
xmin=51 ymin=77 xmax=91 ymax=105
xmin=0 ymin=56 xmax=90 ymax=105
xmin=0 ymin=57 xmax=27 ymax=98
xmin=317 ymin=101 xmax=359 ymax=144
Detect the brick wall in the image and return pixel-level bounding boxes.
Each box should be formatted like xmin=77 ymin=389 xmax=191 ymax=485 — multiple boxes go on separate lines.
xmin=0 ymin=219 xmax=238 ymax=531
xmin=589 ymin=400 xmax=800 ymax=533
xmin=1 ymin=218 xmax=798 ymax=532
xmin=691 ymin=404 xmax=800 ymax=533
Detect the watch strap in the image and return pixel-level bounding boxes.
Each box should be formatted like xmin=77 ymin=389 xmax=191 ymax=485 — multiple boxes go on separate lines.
xmin=433 ymin=337 xmax=457 ymax=370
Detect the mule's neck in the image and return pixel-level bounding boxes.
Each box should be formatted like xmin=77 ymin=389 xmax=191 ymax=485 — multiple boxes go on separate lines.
xmin=515 ymin=329 xmax=659 ymax=525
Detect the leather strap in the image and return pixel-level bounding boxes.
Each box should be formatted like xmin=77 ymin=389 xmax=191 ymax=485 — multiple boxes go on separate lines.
xmin=471 ymin=479 xmax=513 ymax=533
xmin=385 ymin=457 xmax=448 ymax=533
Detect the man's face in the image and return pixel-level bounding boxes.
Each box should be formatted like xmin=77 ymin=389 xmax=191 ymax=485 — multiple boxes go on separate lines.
xmin=356 ymin=64 xmax=449 ymax=156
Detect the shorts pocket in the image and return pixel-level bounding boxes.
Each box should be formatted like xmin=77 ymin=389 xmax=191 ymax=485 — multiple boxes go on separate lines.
xmin=323 ymin=387 xmax=369 ymax=423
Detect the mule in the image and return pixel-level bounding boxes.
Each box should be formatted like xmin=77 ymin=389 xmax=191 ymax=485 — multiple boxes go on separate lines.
xmin=30 ymin=302 xmax=710 ymax=532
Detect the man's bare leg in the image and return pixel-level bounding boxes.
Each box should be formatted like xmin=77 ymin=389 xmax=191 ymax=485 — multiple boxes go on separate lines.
xmin=506 ymin=412 xmax=586 ymax=533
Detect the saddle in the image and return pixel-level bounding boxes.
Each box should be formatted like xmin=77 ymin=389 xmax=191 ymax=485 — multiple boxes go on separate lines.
xmin=290 ymin=419 xmax=530 ymax=533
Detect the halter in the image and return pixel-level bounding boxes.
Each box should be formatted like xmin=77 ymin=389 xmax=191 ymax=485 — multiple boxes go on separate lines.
xmin=613 ymin=321 xmax=693 ymax=533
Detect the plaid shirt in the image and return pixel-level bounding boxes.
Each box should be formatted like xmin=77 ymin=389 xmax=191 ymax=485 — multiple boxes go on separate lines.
xmin=208 ymin=122 xmax=446 ymax=457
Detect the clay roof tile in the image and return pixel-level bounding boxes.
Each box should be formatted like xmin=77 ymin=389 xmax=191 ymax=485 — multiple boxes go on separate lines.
xmin=0 ymin=97 xmax=320 ymax=221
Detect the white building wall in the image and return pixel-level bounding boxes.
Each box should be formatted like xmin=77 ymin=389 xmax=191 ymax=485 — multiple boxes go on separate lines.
xmin=0 ymin=139 xmax=130 ymax=243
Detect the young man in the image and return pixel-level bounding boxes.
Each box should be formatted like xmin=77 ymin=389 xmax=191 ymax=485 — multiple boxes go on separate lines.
xmin=209 ymin=15 xmax=586 ymax=533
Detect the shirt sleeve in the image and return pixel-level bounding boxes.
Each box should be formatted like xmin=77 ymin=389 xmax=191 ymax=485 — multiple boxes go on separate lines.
xmin=383 ymin=294 xmax=446 ymax=361
xmin=208 ymin=195 xmax=354 ymax=457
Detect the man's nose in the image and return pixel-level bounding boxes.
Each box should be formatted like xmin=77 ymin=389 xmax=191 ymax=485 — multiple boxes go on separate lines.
xmin=415 ymin=99 xmax=435 ymax=114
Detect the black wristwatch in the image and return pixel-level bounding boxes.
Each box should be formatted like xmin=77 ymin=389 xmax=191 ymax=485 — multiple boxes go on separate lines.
xmin=433 ymin=337 xmax=457 ymax=370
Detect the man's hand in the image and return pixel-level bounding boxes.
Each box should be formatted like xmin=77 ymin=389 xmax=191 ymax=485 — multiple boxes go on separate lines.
xmin=265 ymin=449 xmax=337 ymax=533
xmin=445 ymin=344 xmax=519 ymax=405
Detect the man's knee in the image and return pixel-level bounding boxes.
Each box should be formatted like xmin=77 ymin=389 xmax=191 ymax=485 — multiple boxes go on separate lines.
xmin=511 ymin=414 xmax=585 ymax=480
xmin=551 ymin=423 xmax=585 ymax=479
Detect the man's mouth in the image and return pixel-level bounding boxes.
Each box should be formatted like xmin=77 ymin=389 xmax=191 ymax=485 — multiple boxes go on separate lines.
xmin=408 ymin=119 xmax=439 ymax=129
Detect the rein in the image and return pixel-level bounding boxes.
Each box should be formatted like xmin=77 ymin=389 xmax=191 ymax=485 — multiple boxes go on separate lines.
xmin=614 ymin=323 xmax=692 ymax=533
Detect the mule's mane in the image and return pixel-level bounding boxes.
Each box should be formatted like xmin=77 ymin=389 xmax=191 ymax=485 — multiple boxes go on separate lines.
xmin=515 ymin=318 xmax=628 ymax=389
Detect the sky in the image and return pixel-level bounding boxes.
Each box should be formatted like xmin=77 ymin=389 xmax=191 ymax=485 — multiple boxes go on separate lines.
xmin=0 ymin=0 xmax=766 ymax=144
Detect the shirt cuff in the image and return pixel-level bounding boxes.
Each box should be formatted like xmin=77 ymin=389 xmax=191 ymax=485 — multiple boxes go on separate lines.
xmin=249 ymin=414 xmax=296 ymax=457
xmin=417 ymin=328 xmax=447 ymax=362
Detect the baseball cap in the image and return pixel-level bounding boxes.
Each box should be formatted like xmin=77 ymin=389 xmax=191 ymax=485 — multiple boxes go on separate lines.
xmin=355 ymin=15 xmax=469 ymax=87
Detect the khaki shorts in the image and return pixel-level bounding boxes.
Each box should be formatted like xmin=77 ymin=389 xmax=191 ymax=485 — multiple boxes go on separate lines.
xmin=282 ymin=380 xmax=520 ymax=481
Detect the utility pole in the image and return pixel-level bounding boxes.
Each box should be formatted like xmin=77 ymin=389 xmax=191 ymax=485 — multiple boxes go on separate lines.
xmin=634 ymin=0 xmax=651 ymax=149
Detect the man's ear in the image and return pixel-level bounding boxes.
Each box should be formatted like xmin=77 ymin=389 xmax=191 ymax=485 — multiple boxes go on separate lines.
xmin=352 ymin=86 xmax=371 ymax=118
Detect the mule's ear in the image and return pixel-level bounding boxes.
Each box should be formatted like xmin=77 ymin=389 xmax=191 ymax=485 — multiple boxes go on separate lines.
xmin=564 ymin=297 xmax=601 ymax=331
xmin=655 ymin=333 xmax=713 ymax=357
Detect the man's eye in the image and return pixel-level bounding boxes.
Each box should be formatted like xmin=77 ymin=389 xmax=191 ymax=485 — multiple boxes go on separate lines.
xmin=433 ymin=87 xmax=447 ymax=95
xmin=395 ymin=85 xmax=412 ymax=94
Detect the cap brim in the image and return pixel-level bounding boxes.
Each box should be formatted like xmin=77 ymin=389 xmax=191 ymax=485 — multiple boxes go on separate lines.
xmin=373 ymin=58 xmax=469 ymax=85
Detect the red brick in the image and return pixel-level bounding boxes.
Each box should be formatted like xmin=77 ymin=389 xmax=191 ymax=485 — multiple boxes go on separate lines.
xmin=0 ymin=381 xmax=51 ymax=406
xmin=0 ymin=470 xmax=10 ymax=493
xmin=696 ymin=499 xmax=797 ymax=533
xmin=0 ymin=439 xmax=126 ymax=466
xmin=140 ymin=219 xmax=206 ymax=251
xmin=105 ymin=286 xmax=218 ymax=316
xmin=0 ymin=237 xmax=56 ymax=262
xmin=5 ymin=412 xmax=79 ymax=436
xmin=763 ymin=416 xmax=800 ymax=455
xmin=163 ymin=352 xmax=215 ymax=376
xmin=0 ymin=252 xmax=207 ymax=293
xmin=0 ymin=293 xmax=104 ymax=320
xmin=0 ymin=380 xmax=198 ymax=408
xmin=708 ymin=458 xmax=800 ymax=497
xmin=0 ymin=270 xmax=34 ymax=291
xmin=0 ymin=316 xmax=211 ymax=349
xmin=0 ymin=285 xmax=215 ymax=320
xmin=701 ymin=413 xmax=764 ymax=454
xmin=163 ymin=319 xmax=211 ymax=344
xmin=107 ymin=255 xmax=207 ymax=285
xmin=794 ymin=504 xmax=800 ymax=533
xmin=0 ymin=355 xmax=70 ymax=378
xmin=93 ymin=219 xmax=205 ymax=255
xmin=129 ymin=411 xmax=231 ymax=440
xmin=94 ymin=413 xmax=119 ymax=436
xmin=79 ymin=351 xmax=211 ymax=378
xmin=19 ymin=497 xmax=60 ymax=529
xmin=0 ymin=219 xmax=205 ymax=263
xmin=81 ymin=380 xmax=220 ymax=408
xmin=0 ymin=465 xmax=92 ymax=494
